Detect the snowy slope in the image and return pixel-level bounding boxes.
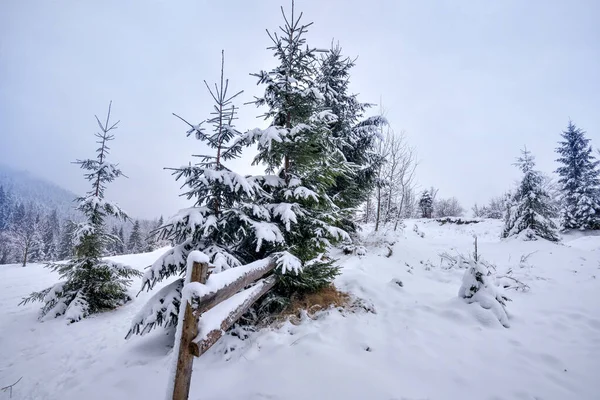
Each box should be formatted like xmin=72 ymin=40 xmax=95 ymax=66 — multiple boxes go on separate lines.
xmin=1 ymin=220 xmax=599 ymax=400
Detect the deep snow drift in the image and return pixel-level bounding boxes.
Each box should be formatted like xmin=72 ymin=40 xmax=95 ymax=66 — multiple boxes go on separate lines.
xmin=1 ymin=219 xmax=599 ymax=400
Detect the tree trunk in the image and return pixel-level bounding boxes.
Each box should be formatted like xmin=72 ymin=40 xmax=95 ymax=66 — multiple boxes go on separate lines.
xmin=22 ymin=241 xmax=29 ymax=267
xmin=385 ymin=185 xmax=393 ymax=223
xmin=375 ymin=185 xmax=382 ymax=231
xmin=393 ymin=191 xmax=405 ymax=231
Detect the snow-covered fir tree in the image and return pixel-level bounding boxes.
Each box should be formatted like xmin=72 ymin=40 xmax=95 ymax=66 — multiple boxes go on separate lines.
xmin=57 ymin=220 xmax=76 ymax=261
xmin=127 ymin=220 xmax=144 ymax=254
xmin=127 ymin=52 xmax=283 ymax=337
xmin=41 ymin=209 xmax=60 ymax=261
xmin=106 ymin=226 xmax=120 ymax=256
xmin=117 ymin=226 xmax=126 ymax=254
xmin=418 ymin=190 xmax=433 ymax=218
xmin=502 ymin=147 xmax=559 ymax=241
xmin=555 ymin=121 xmax=600 ymax=230
xmin=149 ymin=215 xmax=170 ymax=250
xmin=242 ymin=2 xmax=349 ymax=307
xmin=316 ymin=43 xmax=386 ymax=229
xmin=28 ymin=212 xmax=46 ymax=262
xmin=0 ymin=185 xmax=12 ymax=231
xmin=21 ymin=103 xmax=141 ymax=322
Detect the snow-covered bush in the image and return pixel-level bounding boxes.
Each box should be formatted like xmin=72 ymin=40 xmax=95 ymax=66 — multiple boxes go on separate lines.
xmin=434 ymin=197 xmax=464 ymax=218
xmin=458 ymin=256 xmax=511 ymax=328
xmin=472 ymin=195 xmax=507 ymax=219
xmin=341 ymin=243 xmax=367 ymax=256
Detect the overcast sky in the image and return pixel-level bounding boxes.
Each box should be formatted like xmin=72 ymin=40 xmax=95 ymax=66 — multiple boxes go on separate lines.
xmin=1 ymin=0 xmax=599 ymax=219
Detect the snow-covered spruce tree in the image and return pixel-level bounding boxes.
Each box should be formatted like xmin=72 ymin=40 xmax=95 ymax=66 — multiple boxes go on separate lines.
xmin=106 ymin=226 xmax=120 ymax=256
xmin=20 ymin=103 xmax=141 ymax=322
xmin=418 ymin=190 xmax=433 ymax=218
xmin=28 ymin=212 xmax=46 ymax=262
xmin=555 ymin=121 xmax=600 ymax=230
xmin=316 ymin=44 xmax=386 ymax=230
xmin=502 ymin=147 xmax=559 ymax=241
xmin=127 ymin=52 xmax=284 ymax=337
xmin=128 ymin=220 xmax=144 ymax=254
xmin=242 ymin=2 xmax=349 ymax=313
xmin=41 ymin=209 xmax=60 ymax=261
xmin=57 ymin=220 xmax=76 ymax=260
xmin=0 ymin=185 xmax=12 ymax=231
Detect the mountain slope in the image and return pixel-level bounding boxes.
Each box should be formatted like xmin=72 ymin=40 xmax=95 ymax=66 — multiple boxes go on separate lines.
xmin=0 ymin=164 xmax=77 ymax=219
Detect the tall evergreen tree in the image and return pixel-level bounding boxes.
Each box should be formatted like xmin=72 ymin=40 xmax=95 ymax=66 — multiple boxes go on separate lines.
xmin=128 ymin=52 xmax=283 ymax=337
xmin=502 ymin=147 xmax=559 ymax=241
xmin=419 ymin=191 xmax=433 ymax=218
xmin=57 ymin=220 xmax=76 ymax=260
xmin=28 ymin=211 xmax=46 ymax=262
xmin=243 ymin=1 xmax=349 ymax=302
xmin=21 ymin=103 xmax=141 ymax=322
xmin=127 ymin=220 xmax=144 ymax=254
xmin=41 ymin=209 xmax=60 ymax=261
xmin=555 ymin=121 xmax=600 ymax=230
xmin=316 ymin=44 xmax=386 ymax=224
xmin=143 ymin=218 xmax=163 ymax=252
xmin=0 ymin=185 xmax=11 ymax=264
xmin=117 ymin=226 xmax=127 ymax=254
xmin=106 ymin=225 xmax=125 ymax=256
xmin=0 ymin=185 xmax=12 ymax=231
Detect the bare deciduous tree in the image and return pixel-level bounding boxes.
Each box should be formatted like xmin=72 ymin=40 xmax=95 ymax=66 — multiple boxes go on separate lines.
xmin=7 ymin=203 xmax=42 ymax=266
xmin=371 ymin=126 xmax=418 ymax=231
xmin=434 ymin=197 xmax=464 ymax=218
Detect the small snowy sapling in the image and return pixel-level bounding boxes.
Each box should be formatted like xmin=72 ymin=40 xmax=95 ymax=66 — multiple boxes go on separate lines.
xmin=458 ymin=239 xmax=511 ymax=327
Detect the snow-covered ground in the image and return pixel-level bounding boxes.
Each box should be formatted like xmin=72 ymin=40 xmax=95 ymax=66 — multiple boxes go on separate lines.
xmin=1 ymin=219 xmax=599 ymax=400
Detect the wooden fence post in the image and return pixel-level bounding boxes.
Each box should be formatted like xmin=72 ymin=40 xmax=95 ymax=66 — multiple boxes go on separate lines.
xmin=171 ymin=261 xmax=209 ymax=400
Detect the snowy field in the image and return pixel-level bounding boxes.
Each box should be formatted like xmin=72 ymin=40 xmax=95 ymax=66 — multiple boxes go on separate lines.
xmin=1 ymin=219 xmax=599 ymax=400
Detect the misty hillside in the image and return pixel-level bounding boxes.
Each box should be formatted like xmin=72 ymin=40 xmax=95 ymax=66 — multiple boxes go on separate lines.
xmin=0 ymin=163 xmax=163 ymax=265
xmin=0 ymin=164 xmax=77 ymax=220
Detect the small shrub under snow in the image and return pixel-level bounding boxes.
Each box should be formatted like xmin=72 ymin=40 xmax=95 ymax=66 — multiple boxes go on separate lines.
xmin=458 ymin=256 xmax=511 ymax=328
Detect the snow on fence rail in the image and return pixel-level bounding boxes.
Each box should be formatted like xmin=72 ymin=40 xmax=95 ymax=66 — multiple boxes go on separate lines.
xmin=168 ymin=254 xmax=276 ymax=400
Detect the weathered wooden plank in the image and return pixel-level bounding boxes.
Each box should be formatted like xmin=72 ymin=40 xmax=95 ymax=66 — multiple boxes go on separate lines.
xmin=191 ymin=275 xmax=277 ymax=357
xmin=171 ymin=261 xmax=209 ymax=400
xmin=191 ymin=260 xmax=276 ymax=315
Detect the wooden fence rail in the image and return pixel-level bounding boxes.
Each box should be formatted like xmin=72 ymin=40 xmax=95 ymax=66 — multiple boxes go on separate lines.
xmin=170 ymin=259 xmax=276 ymax=400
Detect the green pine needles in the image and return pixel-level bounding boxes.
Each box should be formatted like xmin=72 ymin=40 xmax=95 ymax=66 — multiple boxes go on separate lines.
xmin=128 ymin=2 xmax=386 ymax=334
